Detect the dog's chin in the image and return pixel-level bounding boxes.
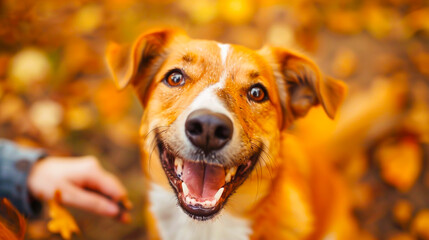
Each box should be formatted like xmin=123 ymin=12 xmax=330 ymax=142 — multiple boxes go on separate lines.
xmin=156 ymin=139 xmax=260 ymax=221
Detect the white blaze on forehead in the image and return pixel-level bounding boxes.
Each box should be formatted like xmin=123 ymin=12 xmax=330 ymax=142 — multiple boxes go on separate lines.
xmin=173 ymin=43 xmax=235 ymax=151
xmin=188 ymin=86 xmax=232 ymax=118
xmin=218 ymin=43 xmax=230 ymax=65
xmin=188 ymin=43 xmax=231 ymax=113
xmin=213 ymin=43 xmax=230 ymax=89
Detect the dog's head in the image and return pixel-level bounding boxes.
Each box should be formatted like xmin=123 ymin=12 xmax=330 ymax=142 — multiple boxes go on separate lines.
xmin=106 ymin=28 xmax=346 ymax=220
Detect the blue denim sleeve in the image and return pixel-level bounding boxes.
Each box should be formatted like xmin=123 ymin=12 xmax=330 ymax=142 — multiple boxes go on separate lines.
xmin=0 ymin=139 xmax=45 ymax=217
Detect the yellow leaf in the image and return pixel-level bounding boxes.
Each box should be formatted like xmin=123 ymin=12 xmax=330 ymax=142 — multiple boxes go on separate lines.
xmin=8 ymin=48 xmax=51 ymax=88
xmin=219 ymin=0 xmax=255 ymax=25
xmin=179 ymin=0 xmax=218 ymax=24
xmin=326 ymin=10 xmax=362 ymax=35
xmin=411 ymin=210 xmax=429 ymax=239
xmin=73 ymin=4 xmax=103 ymax=34
xmin=94 ymin=82 xmax=131 ymax=122
xmin=402 ymin=8 xmax=429 ymax=38
xmin=66 ymin=105 xmax=94 ymax=130
xmin=47 ymin=192 xmax=80 ymax=240
xmin=376 ymin=137 xmax=422 ymax=192
xmin=393 ymin=200 xmax=413 ymax=226
xmin=332 ymin=48 xmax=358 ymax=78
xmin=363 ymin=5 xmax=395 ymax=39
xmin=29 ymin=100 xmax=63 ymax=131
xmin=388 ymin=233 xmax=415 ymax=240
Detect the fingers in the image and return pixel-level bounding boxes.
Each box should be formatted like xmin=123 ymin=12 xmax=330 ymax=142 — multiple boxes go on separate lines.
xmin=60 ymin=184 xmax=120 ymax=217
xmin=76 ymin=157 xmax=130 ymax=205
xmin=85 ymin=170 xmax=128 ymax=202
xmin=34 ymin=155 xmax=133 ymax=218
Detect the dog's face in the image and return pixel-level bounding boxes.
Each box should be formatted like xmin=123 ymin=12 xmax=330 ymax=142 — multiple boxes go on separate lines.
xmin=106 ymin=29 xmax=345 ymax=220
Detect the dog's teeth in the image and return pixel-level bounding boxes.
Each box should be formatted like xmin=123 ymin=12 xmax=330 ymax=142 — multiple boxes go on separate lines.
xmin=225 ymin=173 xmax=231 ymax=183
xmin=214 ymin=187 xmax=224 ymax=202
xmin=202 ymin=200 xmax=215 ymax=208
xmin=183 ymin=187 xmax=223 ymax=207
xmin=182 ymin=182 xmax=189 ymax=196
xmin=175 ymin=157 xmax=183 ymax=167
xmin=175 ymin=158 xmax=183 ymax=177
xmin=225 ymin=166 xmax=238 ymax=183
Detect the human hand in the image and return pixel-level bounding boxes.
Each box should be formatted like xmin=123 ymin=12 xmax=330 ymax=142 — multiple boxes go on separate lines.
xmin=27 ymin=156 xmax=131 ymax=219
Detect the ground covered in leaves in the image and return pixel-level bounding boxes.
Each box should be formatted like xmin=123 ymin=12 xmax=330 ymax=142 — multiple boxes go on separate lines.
xmin=0 ymin=0 xmax=428 ymax=239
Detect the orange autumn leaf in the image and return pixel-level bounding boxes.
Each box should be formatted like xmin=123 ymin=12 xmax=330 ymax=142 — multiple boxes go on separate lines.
xmin=330 ymin=78 xmax=408 ymax=161
xmin=332 ymin=48 xmax=358 ymax=78
xmin=0 ymin=198 xmax=26 ymax=240
xmin=218 ymin=0 xmax=255 ymax=25
xmin=388 ymin=233 xmax=415 ymax=240
xmin=326 ymin=10 xmax=362 ymax=35
xmin=363 ymin=5 xmax=396 ymax=39
xmin=411 ymin=210 xmax=429 ymax=239
xmin=402 ymin=7 xmax=429 ymax=39
xmin=410 ymin=51 xmax=429 ymax=77
xmin=375 ymin=137 xmax=422 ymax=192
xmin=94 ymin=81 xmax=131 ymax=121
xmin=393 ymin=200 xmax=413 ymax=226
xmin=47 ymin=191 xmax=80 ymax=240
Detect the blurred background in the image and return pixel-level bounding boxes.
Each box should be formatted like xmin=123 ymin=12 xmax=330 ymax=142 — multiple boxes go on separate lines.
xmin=0 ymin=0 xmax=428 ymax=239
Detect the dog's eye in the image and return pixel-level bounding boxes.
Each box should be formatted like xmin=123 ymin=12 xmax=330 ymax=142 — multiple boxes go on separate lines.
xmin=165 ymin=70 xmax=185 ymax=87
xmin=248 ymin=84 xmax=268 ymax=102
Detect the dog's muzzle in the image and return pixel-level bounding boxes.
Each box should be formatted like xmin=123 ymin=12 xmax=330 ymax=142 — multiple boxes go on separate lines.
xmin=185 ymin=109 xmax=233 ymax=155
xmin=156 ymin=108 xmax=261 ymax=220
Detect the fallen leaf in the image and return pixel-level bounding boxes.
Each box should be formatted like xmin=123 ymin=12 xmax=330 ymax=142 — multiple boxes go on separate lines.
xmin=326 ymin=10 xmax=362 ymax=35
xmin=388 ymin=233 xmax=415 ymax=240
xmin=218 ymin=0 xmax=255 ymax=25
xmin=332 ymin=48 xmax=358 ymax=78
xmin=411 ymin=210 xmax=429 ymax=239
xmin=8 ymin=48 xmax=51 ymax=88
xmin=376 ymin=136 xmax=422 ymax=192
xmin=393 ymin=200 xmax=413 ymax=226
xmin=0 ymin=198 xmax=26 ymax=240
xmin=73 ymin=4 xmax=103 ymax=34
xmin=65 ymin=104 xmax=94 ymax=130
xmin=363 ymin=5 xmax=395 ymax=39
xmin=47 ymin=191 xmax=80 ymax=240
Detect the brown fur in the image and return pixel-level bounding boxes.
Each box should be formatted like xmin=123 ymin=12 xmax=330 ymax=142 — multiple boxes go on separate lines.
xmin=106 ymin=28 xmax=355 ymax=240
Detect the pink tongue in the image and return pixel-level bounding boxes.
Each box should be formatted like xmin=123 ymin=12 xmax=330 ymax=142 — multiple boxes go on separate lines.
xmin=182 ymin=161 xmax=225 ymax=199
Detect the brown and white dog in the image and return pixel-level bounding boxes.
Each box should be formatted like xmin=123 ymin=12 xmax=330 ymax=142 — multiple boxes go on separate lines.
xmin=106 ymin=28 xmax=355 ymax=240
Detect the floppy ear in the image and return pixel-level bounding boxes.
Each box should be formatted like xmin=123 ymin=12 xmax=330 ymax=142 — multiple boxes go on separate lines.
xmin=105 ymin=28 xmax=187 ymax=90
xmin=263 ymin=47 xmax=347 ymax=127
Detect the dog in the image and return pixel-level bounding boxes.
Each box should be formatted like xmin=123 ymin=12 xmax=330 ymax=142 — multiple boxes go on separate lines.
xmin=106 ymin=28 xmax=356 ymax=240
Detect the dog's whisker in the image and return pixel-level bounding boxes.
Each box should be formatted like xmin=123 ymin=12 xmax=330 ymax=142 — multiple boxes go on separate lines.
xmin=255 ymin=157 xmax=263 ymax=202
xmin=146 ymin=127 xmax=169 ymax=170
xmin=249 ymin=141 xmax=275 ymax=182
xmin=148 ymin=142 xmax=157 ymax=171
xmin=143 ymin=126 xmax=170 ymax=144
xmin=256 ymin=142 xmax=276 ymax=179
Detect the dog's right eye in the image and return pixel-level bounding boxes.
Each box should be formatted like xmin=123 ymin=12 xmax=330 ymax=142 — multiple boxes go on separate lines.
xmin=248 ymin=84 xmax=268 ymax=103
xmin=164 ymin=70 xmax=185 ymax=87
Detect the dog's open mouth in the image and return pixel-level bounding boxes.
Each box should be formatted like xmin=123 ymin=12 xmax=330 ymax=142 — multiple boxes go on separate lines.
xmin=157 ymin=140 xmax=260 ymax=220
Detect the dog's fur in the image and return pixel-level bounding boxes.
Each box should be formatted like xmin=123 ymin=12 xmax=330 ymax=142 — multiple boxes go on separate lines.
xmin=106 ymin=28 xmax=356 ymax=240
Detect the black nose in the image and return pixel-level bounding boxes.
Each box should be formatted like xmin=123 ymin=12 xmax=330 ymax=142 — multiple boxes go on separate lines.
xmin=185 ymin=109 xmax=233 ymax=153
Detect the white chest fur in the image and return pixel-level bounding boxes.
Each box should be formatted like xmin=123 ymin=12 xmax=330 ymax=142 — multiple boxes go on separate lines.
xmin=149 ymin=184 xmax=252 ymax=240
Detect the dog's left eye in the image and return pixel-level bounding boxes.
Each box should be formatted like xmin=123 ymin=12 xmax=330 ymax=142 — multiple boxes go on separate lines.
xmin=164 ymin=70 xmax=185 ymax=87
xmin=248 ymin=84 xmax=268 ymax=102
